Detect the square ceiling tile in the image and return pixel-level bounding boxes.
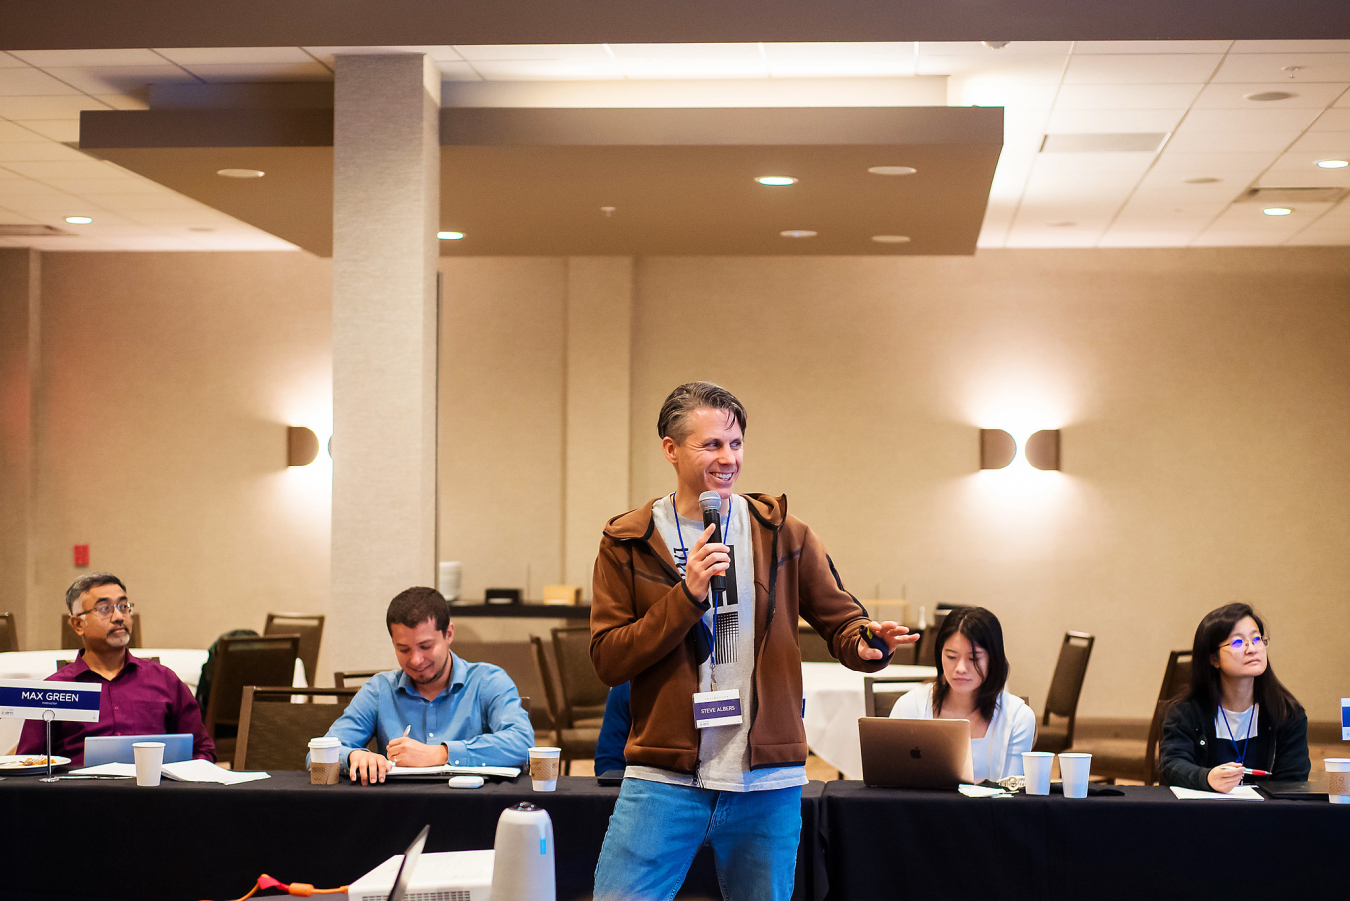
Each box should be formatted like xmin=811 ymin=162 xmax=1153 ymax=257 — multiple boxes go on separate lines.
xmin=1097 ymin=231 xmax=1198 ymax=248
xmin=177 ymin=62 xmax=332 ymax=83
xmin=1192 ymin=81 xmax=1348 ymax=109
xmin=0 ymin=53 xmax=28 ymax=68
xmin=617 ymin=58 xmax=769 ymax=79
xmin=1165 ymin=129 xmax=1301 ymax=153
xmin=9 ymin=49 xmax=168 ymax=67
xmin=1072 ymin=41 xmax=1232 ymax=55
xmin=2 ymin=158 xmax=126 ymax=180
xmin=154 ymin=47 xmax=317 ymax=65
xmin=1149 ymin=150 xmax=1281 ymax=173
xmin=1231 ymin=41 xmax=1350 ymax=54
xmin=12 ymin=120 xmax=81 ymax=142
xmin=0 ymin=68 xmax=82 ymax=96
xmin=1288 ymin=131 xmax=1350 ymax=153
xmin=1284 ymin=229 xmax=1350 ymax=245
xmin=918 ymin=55 xmax=1067 ymax=82
xmin=1045 ymin=108 xmax=1184 ymax=133
xmin=1213 ymin=53 xmax=1350 ymax=83
xmin=1178 ymin=107 xmax=1321 ymax=132
xmin=455 ymin=44 xmax=611 ymax=61
xmin=470 ymin=59 xmax=624 ymax=80
xmin=608 ymin=43 xmax=762 ymax=60
xmin=0 ymin=121 xmax=45 ymax=142
xmin=1053 ymin=83 xmax=1204 ymax=110
xmin=42 ymin=176 xmax=172 ymax=194
xmin=0 ymin=142 xmax=89 ymax=162
xmin=950 ymin=78 xmax=1059 ymax=110
xmin=1257 ymin=163 xmax=1350 ymax=187
xmin=40 ymin=65 xmax=198 ymax=95
xmin=1064 ymin=55 xmax=1223 ymax=84
xmin=1209 ymin=202 xmax=1331 ymax=227
xmin=1129 ymin=183 xmax=1241 ymax=205
xmin=1312 ymin=107 xmax=1350 ymax=130
xmin=767 ymin=58 xmax=917 ymax=78
xmin=0 ymin=96 xmax=111 ymax=119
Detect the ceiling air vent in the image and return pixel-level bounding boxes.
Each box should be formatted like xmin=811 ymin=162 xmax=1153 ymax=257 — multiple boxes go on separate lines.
xmin=1040 ymin=133 xmax=1168 ymax=152
xmin=0 ymin=224 xmax=73 ymax=236
xmin=1240 ymin=186 xmax=1347 ymax=204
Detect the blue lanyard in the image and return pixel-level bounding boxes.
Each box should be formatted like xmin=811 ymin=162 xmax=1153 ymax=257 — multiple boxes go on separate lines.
xmin=670 ymin=494 xmax=732 ymax=670
xmin=1219 ymin=704 xmax=1255 ymax=767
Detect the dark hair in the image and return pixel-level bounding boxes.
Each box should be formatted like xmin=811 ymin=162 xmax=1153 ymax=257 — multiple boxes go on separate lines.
xmin=657 ymin=381 xmax=747 ymax=444
xmin=386 ymin=587 xmax=450 ymax=635
xmin=931 ymin=606 xmax=1010 ymax=723
xmin=1185 ymin=603 xmax=1300 ymax=726
xmin=65 ymin=573 xmax=127 ymax=614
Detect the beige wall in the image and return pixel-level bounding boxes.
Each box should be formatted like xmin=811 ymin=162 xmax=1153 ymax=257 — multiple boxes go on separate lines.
xmin=27 ymin=252 xmax=332 ymax=658
xmin=0 ymin=250 xmax=39 ymax=645
xmin=8 ymin=247 xmax=1348 ymax=721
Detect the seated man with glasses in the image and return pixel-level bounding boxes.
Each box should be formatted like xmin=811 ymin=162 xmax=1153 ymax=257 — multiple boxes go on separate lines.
xmin=18 ymin=573 xmax=215 ymax=766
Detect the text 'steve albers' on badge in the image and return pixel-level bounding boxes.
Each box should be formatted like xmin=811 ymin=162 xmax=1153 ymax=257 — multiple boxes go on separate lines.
xmin=693 ymin=688 xmax=743 ymax=729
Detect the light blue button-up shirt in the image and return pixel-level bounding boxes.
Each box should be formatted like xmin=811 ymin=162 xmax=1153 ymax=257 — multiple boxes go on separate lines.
xmin=324 ymin=653 xmax=533 ymax=770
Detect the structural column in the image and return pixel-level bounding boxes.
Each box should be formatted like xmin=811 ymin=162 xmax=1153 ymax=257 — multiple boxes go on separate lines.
xmin=562 ymin=258 xmax=634 ymax=598
xmin=330 ymin=55 xmax=440 ymax=672
xmin=0 ymin=249 xmax=40 ymax=648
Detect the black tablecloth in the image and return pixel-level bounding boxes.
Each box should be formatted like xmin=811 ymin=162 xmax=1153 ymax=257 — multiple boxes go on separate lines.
xmin=820 ymin=781 xmax=1349 ymax=900
xmin=0 ymin=772 xmax=824 ymax=901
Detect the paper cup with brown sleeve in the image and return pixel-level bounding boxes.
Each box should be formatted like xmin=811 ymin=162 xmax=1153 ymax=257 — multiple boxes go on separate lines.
xmin=528 ymin=746 xmax=562 ymax=791
xmin=308 ymin=736 xmax=341 ymax=785
xmin=1326 ymin=758 xmax=1350 ymax=804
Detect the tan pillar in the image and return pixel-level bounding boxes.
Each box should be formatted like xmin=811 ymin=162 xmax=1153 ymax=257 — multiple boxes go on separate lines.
xmin=562 ymin=257 xmax=634 ymax=599
xmin=330 ymin=55 xmax=441 ymax=673
xmin=0 ymin=249 xmax=40 ymax=648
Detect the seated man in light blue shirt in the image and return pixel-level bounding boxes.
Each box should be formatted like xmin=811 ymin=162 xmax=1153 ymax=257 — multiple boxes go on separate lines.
xmin=324 ymin=586 xmax=533 ymax=785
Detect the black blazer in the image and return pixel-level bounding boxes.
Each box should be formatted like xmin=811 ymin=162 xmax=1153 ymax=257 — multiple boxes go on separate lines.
xmin=1158 ymin=696 xmax=1309 ymax=792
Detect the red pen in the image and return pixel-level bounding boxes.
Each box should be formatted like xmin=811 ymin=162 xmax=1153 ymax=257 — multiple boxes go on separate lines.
xmin=1242 ymin=768 xmax=1270 ymax=776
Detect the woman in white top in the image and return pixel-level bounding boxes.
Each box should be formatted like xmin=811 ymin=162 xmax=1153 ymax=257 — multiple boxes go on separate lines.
xmin=890 ymin=606 xmax=1036 ymax=781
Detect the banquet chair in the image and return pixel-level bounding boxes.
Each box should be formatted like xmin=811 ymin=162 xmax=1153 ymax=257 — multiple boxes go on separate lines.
xmin=863 ymin=676 xmax=929 ymax=718
xmin=452 ymin=640 xmax=553 ymax=734
xmin=203 ymin=634 xmax=300 ymax=763
xmin=530 ymin=634 xmax=601 ymax=774
xmin=234 ymin=686 xmax=357 ymax=770
xmin=1070 ymin=649 xmax=1193 ymax=784
xmin=0 ymin=612 xmax=18 ymax=652
xmin=263 ymin=613 xmax=324 ymax=688
xmin=60 ymin=612 xmax=142 ymax=649
xmin=914 ymin=609 xmax=951 ymax=667
xmin=1032 ymin=631 xmax=1095 ymax=753
xmin=334 ymin=669 xmax=382 ymax=689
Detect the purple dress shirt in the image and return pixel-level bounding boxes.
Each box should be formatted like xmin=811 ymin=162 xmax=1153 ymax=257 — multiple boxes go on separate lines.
xmin=17 ymin=651 xmax=215 ymax=766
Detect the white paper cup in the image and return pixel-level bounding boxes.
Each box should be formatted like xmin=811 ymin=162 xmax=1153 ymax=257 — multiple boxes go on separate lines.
xmin=1023 ymin=752 xmax=1054 ymax=795
xmin=1058 ymin=752 xmax=1091 ymax=798
xmin=133 ymin=741 xmax=165 ymax=787
xmin=439 ymin=561 xmax=463 ymax=602
xmin=1325 ymin=758 xmax=1350 ymax=804
xmin=528 ymin=746 xmax=561 ymax=791
xmin=309 ymin=736 xmax=341 ymax=785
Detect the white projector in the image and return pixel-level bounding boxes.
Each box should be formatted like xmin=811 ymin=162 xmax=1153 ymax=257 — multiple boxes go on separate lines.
xmin=348 ymin=849 xmax=495 ymax=901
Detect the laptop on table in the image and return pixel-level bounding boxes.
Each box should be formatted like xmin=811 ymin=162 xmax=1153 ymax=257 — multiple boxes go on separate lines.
xmin=858 ymin=717 xmax=974 ymax=789
xmin=84 ymin=733 xmax=194 ymax=766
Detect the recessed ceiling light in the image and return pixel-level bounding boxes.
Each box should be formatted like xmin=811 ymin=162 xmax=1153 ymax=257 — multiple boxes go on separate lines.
xmin=981 ymin=41 xmax=1010 ymax=50
xmin=437 ymin=231 xmax=465 ymax=240
xmin=756 ymin=176 xmax=798 ymax=186
xmin=64 ymin=216 xmax=93 ymax=224
xmin=1243 ymin=91 xmax=1297 ymax=102
xmin=780 ymin=229 xmax=817 ymax=238
xmin=1184 ymin=176 xmax=1222 ymax=184
xmin=868 ymin=166 xmax=917 ymax=176
xmin=1263 ymin=207 xmax=1293 ymax=216
xmin=216 ymin=168 xmax=265 ymax=179
xmin=1316 ymin=159 xmax=1349 ymax=169
xmin=871 ymin=235 xmax=911 ymax=243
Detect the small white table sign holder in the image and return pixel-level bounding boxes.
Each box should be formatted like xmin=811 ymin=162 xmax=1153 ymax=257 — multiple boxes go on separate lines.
xmin=0 ymin=679 xmax=102 ymax=782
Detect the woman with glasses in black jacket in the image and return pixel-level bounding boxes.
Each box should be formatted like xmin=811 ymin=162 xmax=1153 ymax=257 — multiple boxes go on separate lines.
xmin=1159 ymin=603 xmax=1309 ymax=793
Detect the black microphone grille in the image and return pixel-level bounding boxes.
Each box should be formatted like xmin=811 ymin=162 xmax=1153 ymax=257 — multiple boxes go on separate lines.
xmin=698 ymin=491 xmax=722 ymax=512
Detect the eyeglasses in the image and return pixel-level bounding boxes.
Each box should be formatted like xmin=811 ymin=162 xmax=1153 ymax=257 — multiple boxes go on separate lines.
xmin=73 ymin=601 xmax=134 ymax=619
xmin=1221 ymin=635 xmax=1267 ymax=652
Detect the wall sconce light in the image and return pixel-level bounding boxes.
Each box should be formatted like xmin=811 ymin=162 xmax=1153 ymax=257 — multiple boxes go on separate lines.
xmin=980 ymin=428 xmax=1016 ymax=469
xmin=1024 ymin=429 xmax=1060 ymax=471
xmin=287 ymin=426 xmax=319 ymax=466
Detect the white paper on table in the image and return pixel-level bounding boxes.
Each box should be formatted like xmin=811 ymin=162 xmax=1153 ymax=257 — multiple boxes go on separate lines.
xmin=958 ymin=783 xmax=1011 ymax=798
xmin=386 ymin=763 xmax=520 ymax=778
xmin=1170 ymin=785 xmax=1263 ymax=801
xmin=70 ymin=762 xmax=136 ymax=777
xmin=161 ymin=759 xmax=270 ymax=784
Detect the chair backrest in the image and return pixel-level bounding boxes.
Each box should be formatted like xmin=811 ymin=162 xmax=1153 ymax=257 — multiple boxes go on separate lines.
xmin=1144 ymin=650 xmax=1195 ymax=784
xmin=914 ymin=610 xmax=950 ymax=667
xmin=453 ymin=641 xmax=552 ymax=731
xmin=529 ymin=635 xmax=563 ymax=729
xmin=551 ymin=626 xmax=609 ymax=725
xmin=333 ymin=669 xmax=383 ymax=689
xmin=59 ymin=612 xmax=141 ymax=649
xmin=0 ymin=612 xmax=18 ymax=653
xmin=264 ymin=613 xmax=324 ymax=687
xmin=863 ymin=676 xmax=928 ymax=718
xmin=204 ymin=634 xmax=300 ymax=732
xmin=798 ymin=626 xmax=834 ymax=663
xmin=234 ymin=686 xmax=357 ymax=770
xmin=1042 ymin=631 xmax=1095 ymax=742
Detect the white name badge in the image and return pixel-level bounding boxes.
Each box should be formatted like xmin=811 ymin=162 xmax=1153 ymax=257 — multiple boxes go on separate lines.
xmin=693 ymin=689 xmax=743 ymax=729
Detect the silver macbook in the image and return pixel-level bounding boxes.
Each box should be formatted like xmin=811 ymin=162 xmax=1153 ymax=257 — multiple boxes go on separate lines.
xmin=858 ymin=717 xmax=974 ymax=789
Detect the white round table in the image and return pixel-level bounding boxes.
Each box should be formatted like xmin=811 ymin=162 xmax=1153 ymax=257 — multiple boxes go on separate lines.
xmin=800 ymin=661 xmax=935 ymax=780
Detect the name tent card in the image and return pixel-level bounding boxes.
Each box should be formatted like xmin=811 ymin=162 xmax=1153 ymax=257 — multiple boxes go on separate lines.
xmin=1342 ymin=698 xmax=1349 ymax=741
xmin=0 ymin=679 xmax=102 ymax=722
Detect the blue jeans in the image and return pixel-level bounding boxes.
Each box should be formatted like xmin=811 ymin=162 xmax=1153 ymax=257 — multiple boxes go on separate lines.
xmin=592 ymin=778 xmax=803 ymax=901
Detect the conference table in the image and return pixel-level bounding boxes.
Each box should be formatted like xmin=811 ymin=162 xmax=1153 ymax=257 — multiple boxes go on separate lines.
xmin=799 ymin=661 xmax=935 ymax=779
xmin=3 ymin=772 xmax=1345 ymax=901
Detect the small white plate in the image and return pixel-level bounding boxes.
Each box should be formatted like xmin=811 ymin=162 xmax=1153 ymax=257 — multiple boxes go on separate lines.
xmin=0 ymin=754 xmax=72 ymax=774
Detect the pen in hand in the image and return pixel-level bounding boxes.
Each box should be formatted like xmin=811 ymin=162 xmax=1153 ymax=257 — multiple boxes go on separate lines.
xmin=390 ymin=725 xmax=411 ymax=765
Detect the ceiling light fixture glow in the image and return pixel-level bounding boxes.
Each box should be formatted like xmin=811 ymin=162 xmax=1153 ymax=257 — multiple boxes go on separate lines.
xmin=1316 ymin=159 xmax=1349 ymax=169
xmin=780 ymin=229 xmax=817 ymax=238
xmin=64 ymin=216 xmax=93 ymax=224
xmin=868 ymin=166 xmax=917 ymax=176
xmin=871 ymin=235 xmax=911 ymax=243
xmin=437 ymin=231 xmax=465 ymax=240
xmin=216 ymin=168 xmax=265 ymax=179
xmin=756 ymin=176 xmax=798 ymax=186
xmin=1263 ymin=207 xmax=1293 ymax=216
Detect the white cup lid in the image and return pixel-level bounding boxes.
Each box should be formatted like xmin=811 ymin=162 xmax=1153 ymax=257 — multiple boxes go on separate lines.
xmin=309 ymin=736 xmax=341 ymax=749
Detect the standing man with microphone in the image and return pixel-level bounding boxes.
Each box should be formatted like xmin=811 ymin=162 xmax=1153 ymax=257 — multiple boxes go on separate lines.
xmin=590 ymin=381 xmax=914 ymax=901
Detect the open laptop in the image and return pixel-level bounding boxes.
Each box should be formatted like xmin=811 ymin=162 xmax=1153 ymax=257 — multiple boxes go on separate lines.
xmin=858 ymin=717 xmax=974 ymax=789
xmin=388 ymin=825 xmax=430 ymax=901
xmin=84 ymin=733 xmax=193 ymax=766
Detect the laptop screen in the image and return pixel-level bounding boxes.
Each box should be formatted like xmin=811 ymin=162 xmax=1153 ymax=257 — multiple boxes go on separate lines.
xmin=387 ymin=825 xmax=430 ymax=901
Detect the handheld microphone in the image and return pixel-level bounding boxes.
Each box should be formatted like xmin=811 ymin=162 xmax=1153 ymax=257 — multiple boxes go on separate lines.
xmin=698 ymin=490 xmax=726 ymax=596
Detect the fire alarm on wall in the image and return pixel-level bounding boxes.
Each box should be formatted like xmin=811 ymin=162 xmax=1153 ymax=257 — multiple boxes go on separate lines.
xmin=74 ymin=544 xmax=90 ymax=567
